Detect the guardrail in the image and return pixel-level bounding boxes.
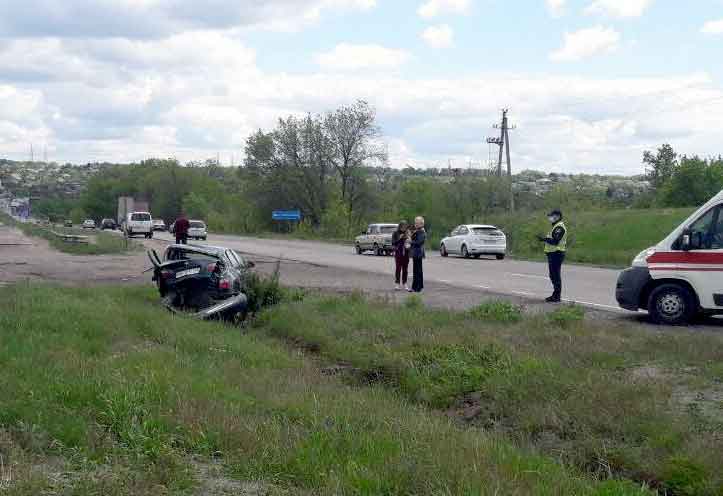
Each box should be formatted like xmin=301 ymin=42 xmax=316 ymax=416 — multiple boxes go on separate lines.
xmin=50 ymin=230 xmax=90 ymax=244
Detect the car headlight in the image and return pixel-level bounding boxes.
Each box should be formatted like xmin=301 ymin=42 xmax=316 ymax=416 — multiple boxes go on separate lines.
xmin=633 ymin=247 xmax=656 ymax=266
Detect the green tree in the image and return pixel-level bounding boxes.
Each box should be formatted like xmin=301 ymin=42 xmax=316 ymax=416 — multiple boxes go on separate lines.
xmin=643 ymin=144 xmax=678 ymax=189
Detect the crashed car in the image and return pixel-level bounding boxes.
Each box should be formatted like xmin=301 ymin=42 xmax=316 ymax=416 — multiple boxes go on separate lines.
xmin=148 ymin=244 xmax=253 ymax=321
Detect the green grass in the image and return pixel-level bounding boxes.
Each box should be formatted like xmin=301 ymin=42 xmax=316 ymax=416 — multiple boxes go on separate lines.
xmin=0 ymin=212 xmax=139 ymax=255
xmin=255 ymin=295 xmax=723 ymax=495
xmin=0 ymin=284 xmax=657 ymax=495
xmin=483 ymin=208 xmax=694 ymax=267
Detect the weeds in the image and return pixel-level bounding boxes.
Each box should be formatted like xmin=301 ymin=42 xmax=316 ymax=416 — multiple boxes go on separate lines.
xmin=469 ymin=300 xmax=523 ymax=322
xmin=546 ymin=303 xmax=585 ymax=327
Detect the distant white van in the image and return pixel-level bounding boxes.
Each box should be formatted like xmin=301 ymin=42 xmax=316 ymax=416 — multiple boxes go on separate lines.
xmin=617 ymin=189 xmax=723 ymax=324
xmin=124 ymin=211 xmax=153 ymax=238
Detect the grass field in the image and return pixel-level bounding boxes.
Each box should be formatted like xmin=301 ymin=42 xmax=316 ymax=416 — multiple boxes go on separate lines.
xmin=484 ymin=208 xmax=694 ymax=267
xmin=256 ymin=295 xmax=723 ymax=495
xmin=0 ymin=213 xmax=138 ymax=255
xmin=0 ymin=284 xmax=692 ymax=495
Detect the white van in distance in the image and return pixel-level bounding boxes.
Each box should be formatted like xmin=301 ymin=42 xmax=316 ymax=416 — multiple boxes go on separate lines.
xmin=616 ymin=189 xmax=723 ymax=324
xmin=124 ymin=211 xmax=154 ymax=239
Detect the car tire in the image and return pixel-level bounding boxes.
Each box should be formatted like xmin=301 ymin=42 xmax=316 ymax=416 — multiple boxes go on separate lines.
xmin=461 ymin=245 xmax=470 ymax=259
xmin=473 ymin=254 xmax=481 ymax=259
xmin=355 ymin=244 xmax=362 ymax=255
xmin=374 ymin=243 xmax=382 ymax=256
xmin=496 ymin=254 xmax=505 ymax=260
xmin=440 ymin=244 xmax=448 ymax=257
xmin=647 ymin=283 xmax=696 ymax=325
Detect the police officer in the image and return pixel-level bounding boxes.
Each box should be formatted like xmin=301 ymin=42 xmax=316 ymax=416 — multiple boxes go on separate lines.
xmin=537 ymin=209 xmax=567 ymax=303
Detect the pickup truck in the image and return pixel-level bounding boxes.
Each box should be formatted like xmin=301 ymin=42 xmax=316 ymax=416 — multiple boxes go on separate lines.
xmin=355 ymin=223 xmax=398 ymax=256
xmin=123 ymin=211 xmax=153 ymax=238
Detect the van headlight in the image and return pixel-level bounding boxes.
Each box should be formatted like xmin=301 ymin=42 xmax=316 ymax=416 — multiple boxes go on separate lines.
xmin=633 ymin=247 xmax=656 ymax=266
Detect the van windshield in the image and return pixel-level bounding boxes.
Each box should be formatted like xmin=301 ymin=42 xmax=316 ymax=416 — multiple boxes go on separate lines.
xmin=131 ymin=213 xmax=151 ymax=221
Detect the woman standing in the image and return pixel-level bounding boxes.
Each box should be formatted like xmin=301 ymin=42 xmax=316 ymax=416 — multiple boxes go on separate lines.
xmin=409 ymin=216 xmax=426 ymax=293
xmin=392 ymin=221 xmax=410 ymax=290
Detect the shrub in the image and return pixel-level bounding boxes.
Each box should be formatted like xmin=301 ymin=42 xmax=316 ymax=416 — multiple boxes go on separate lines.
xmin=546 ymin=304 xmax=585 ymax=327
xmin=469 ymin=301 xmax=522 ymax=323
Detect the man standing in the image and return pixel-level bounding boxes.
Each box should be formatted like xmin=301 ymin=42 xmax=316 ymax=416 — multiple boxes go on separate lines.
xmin=174 ymin=213 xmax=190 ymax=245
xmin=538 ymin=209 xmax=567 ymax=303
xmin=409 ymin=216 xmax=426 ymax=293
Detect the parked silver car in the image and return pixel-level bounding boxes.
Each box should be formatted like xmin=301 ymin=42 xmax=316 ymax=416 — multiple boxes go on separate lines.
xmin=355 ymin=223 xmax=397 ymax=256
xmin=440 ymin=224 xmax=507 ymax=259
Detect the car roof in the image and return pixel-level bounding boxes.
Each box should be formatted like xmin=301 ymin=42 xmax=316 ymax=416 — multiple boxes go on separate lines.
xmin=371 ymin=223 xmax=397 ymax=227
xmin=189 ymin=219 xmax=205 ymax=223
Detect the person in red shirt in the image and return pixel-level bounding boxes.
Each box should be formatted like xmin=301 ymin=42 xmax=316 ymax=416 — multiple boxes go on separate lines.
xmin=174 ymin=213 xmax=190 ymax=245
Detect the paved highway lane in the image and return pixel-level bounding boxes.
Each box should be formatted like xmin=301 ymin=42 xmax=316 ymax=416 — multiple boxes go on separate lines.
xmin=154 ymin=232 xmax=624 ymax=312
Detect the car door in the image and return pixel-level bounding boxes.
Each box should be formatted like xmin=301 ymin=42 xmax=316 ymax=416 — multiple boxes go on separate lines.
xmin=447 ymin=226 xmax=462 ymax=253
xmin=457 ymin=226 xmax=470 ymax=252
xmin=679 ymin=204 xmax=723 ymax=310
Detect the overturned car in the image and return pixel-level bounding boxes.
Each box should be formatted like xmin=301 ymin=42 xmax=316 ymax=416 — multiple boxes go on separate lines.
xmin=148 ymin=244 xmax=253 ymax=321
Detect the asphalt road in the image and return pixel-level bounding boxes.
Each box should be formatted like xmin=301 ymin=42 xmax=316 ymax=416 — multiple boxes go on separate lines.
xmin=154 ymin=232 xmax=624 ymax=312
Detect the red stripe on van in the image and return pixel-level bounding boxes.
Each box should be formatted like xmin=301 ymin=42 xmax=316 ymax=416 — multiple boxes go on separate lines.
xmin=647 ymin=252 xmax=723 ymax=264
xmin=649 ymin=267 xmax=723 ymax=271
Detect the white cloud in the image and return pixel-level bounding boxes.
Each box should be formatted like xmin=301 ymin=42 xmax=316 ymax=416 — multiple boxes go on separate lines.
xmin=421 ymin=24 xmax=454 ymax=48
xmin=546 ymin=0 xmax=566 ymax=17
xmin=701 ymin=19 xmax=723 ymax=35
xmin=314 ymin=43 xmax=411 ymax=70
xmin=417 ymin=0 xmax=470 ymax=19
xmin=585 ymin=0 xmax=654 ymax=18
xmin=550 ymin=26 xmax=620 ymax=62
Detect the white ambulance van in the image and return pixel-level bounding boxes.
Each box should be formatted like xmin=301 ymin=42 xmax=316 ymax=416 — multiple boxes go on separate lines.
xmin=616 ymin=190 xmax=723 ymax=324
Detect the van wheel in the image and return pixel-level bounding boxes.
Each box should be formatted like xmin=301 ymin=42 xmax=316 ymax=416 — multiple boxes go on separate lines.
xmin=648 ymin=284 xmax=696 ymax=325
xmin=440 ymin=244 xmax=448 ymax=257
xmin=461 ymin=245 xmax=470 ymax=259
xmin=496 ymin=254 xmax=505 ymax=260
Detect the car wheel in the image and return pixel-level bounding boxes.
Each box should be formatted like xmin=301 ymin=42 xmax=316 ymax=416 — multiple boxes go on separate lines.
xmin=440 ymin=244 xmax=448 ymax=257
xmin=461 ymin=245 xmax=470 ymax=259
xmin=496 ymin=254 xmax=505 ymax=260
xmin=374 ymin=243 xmax=382 ymax=256
xmin=355 ymin=244 xmax=362 ymax=255
xmin=648 ymin=283 xmax=696 ymax=325
xmin=473 ymin=254 xmax=481 ymax=259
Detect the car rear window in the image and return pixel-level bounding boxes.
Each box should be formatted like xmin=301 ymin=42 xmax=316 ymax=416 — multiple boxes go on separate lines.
xmin=379 ymin=226 xmax=396 ymax=234
xmin=190 ymin=221 xmax=205 ymax=228
xmin=131 ymin=213 xmax=151 ymax=221
xmin=472 ymin=227 xmax=504 ymax=236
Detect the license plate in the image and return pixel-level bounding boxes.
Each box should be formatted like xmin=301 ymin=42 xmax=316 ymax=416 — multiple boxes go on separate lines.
xmin=484 ymin=239 xmax=497 ymax=244
xmin=176 ymin=267 xmax=201 ymax=278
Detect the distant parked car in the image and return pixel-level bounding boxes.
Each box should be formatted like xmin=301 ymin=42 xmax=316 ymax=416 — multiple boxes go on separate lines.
xmin=355 ymin=223 xmax=397 ymax=256
xmin=124 ymin=211 xmax=153 ymax=238
xmin=64 ymin=220 xmax=73 ymax=228
xmin=188 ymin=220 xmax=207 ymax=240
xmin=152 ymin=219 xmax=167 ymax=231
xmin=82 ymin=219 xmax=96 ymax=229
xmin=100 ymin=218 xmax=116 ymax=230
xmin=440 ymin=224 xmax=507 ymax=260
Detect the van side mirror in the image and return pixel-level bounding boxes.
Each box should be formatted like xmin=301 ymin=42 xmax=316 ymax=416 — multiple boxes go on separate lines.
xmin=681 ymin=228 xmax=693 ymax=251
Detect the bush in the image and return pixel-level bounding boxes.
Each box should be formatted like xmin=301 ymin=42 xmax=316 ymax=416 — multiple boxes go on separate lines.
xmin=546 ymin=304 xmax=585 ymax=327
xmin=469 ymin=301 xmax=522 ymax=322
xmin=244 ymin=264 xmax=284 ymax=314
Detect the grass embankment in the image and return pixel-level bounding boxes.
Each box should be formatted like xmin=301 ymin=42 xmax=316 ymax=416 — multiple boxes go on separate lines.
xmin=484 ymin=208 xmax=694 ymax=267
xmin=257 ymin=296 xmax=723 ymax=495
xmin=0 ymin=212 xmax=138 ymax=255
xmin=2 ymin=284 xmax=658 ymax=495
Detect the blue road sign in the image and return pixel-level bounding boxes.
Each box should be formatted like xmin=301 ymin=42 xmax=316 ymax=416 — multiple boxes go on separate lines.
xmin=272 ymin=210 xmax=301 ymax=221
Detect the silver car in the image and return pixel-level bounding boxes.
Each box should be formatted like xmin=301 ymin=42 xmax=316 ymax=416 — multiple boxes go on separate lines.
xmin=355 ymin=223 xmax=397 ymax=256
xmin=440 ymin=224 xmax=507 ymax=260
xmin=188 ymin=220 xmax=208 ymax=241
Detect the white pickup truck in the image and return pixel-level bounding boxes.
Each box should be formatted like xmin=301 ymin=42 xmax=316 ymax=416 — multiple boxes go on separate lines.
xmin=355 ymin=223 xmax=397 ymax=256
xmin=123 ymin=211 xmax=154 ymax=238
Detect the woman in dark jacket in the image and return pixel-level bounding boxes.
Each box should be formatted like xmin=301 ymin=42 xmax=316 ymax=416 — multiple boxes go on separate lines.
xmin=391 ymin=221 xmax=410 ymax=290
xmin=409 ymin=216 xmax=426 ymax=293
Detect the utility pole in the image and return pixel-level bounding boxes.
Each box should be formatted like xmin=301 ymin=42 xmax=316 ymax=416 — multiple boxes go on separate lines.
xmin=486 ymin=109 xmax=516 ymax=211
xmin=30 ymin=143 xmax=34 ymax=163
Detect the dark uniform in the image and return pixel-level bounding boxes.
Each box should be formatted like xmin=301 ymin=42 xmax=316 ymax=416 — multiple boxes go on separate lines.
xmin=174 ymin=216 xmax=190 ymax=245
xmin=539 ymin=210 xmax=568 ymax=303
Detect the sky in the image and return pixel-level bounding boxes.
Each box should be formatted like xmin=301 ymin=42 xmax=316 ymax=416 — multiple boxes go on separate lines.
xmin=0 ymin=0 xmax=722 ymax=175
